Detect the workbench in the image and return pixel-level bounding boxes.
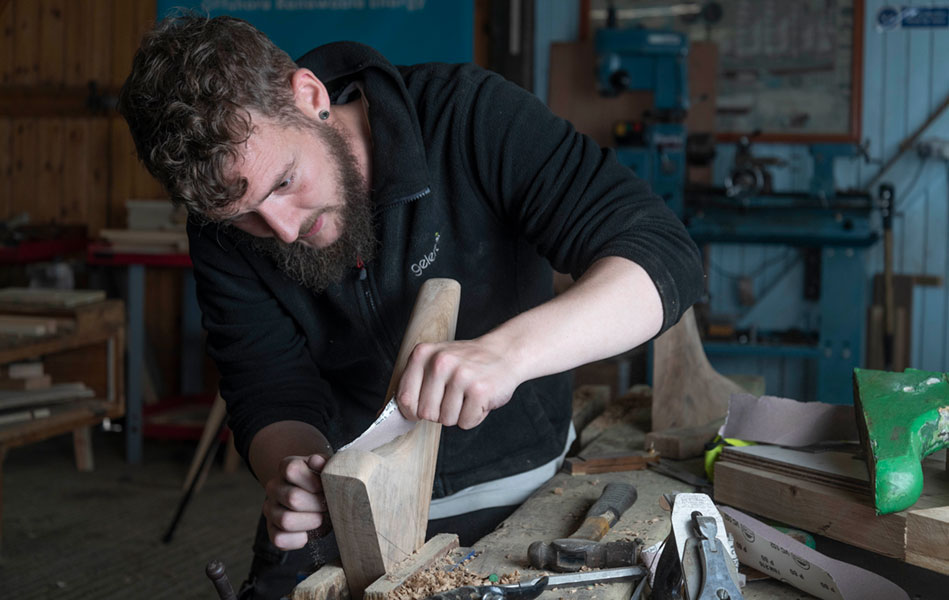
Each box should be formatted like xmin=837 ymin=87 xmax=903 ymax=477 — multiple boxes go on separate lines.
xmin=460 ymin=422 xmax=807 ymax=600
xmin=294 ymin=421 xmax=813 ymax=599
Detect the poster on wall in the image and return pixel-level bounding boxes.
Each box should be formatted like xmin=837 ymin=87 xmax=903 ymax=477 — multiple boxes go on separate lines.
xmin=156 ymin=0 xmax=473 ymax=65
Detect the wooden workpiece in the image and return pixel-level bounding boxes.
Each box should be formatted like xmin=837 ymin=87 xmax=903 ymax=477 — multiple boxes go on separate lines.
xmin=322 ymin=279 xmax=460 ymax=597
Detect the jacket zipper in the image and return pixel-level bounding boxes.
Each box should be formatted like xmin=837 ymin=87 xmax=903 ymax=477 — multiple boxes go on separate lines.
xmin=357 ymin=259 xmax=398 ymax=368
xmin=374 ymin=186 xmax=431 ymax=214
xmin=358 ymin=186 xmax=433 ymax=368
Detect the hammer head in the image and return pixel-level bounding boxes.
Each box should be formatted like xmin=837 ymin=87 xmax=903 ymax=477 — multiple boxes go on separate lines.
xmin=528 ymin=538 xmax=639 ymax=572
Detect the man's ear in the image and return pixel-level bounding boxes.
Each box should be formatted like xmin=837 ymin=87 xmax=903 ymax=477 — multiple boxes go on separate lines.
xmin=290 ymin=68 xmax=331 ymax=120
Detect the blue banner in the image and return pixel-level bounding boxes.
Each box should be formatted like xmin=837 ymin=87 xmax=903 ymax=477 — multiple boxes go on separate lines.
xmin=156 ymin=0 xmax=473 ymax=65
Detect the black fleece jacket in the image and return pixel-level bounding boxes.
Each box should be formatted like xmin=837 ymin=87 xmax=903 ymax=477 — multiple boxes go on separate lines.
xmin=188 ymin=42 xmax=703 ymax=498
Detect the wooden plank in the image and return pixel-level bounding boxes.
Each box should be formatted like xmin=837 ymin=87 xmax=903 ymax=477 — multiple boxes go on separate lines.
xmin=322 ymin=279 xmax=460 ymax=598
xmin=110 ymin=0 xmax=136 ymax=87
xmin=89 ymin=0 xmax=114 ymax=84
xmin=363 ymin=533 xmax=460 ymax=600
xmin=63 ymin=0 xmax=112 ymax=87
xmin=0 ymin=288 xmax=105 ymax=310
xmin=100 ymin=228 xmax=189 ymax=248
xmin=0 ymin=0 xmax=14 ymax=85
xmin=0 ymin=118 xmax=11 ymax=217
xmin=291 ymin=563 xmax=350 ymax=600
xmin=62 ymin=0 xmax=83 ymax=86
xmin=563 ymin=452 xmax=657 ymax=475
xmin=714 ymin=457 xmax=949 ymax=562
xmin=652 ymin=307 xmax=743 ymax=431
xmin=109 ymin=115 xmax=134 ymax=227
xmin=87 ymin=119 xmax=110 ymax=234
xmin=0 ymin=374 xmax=52 ymax=390
xmin=37 ymin=0 xmax=65 ymax=85
xmin=0 ymin=86 xmax=121 ymax=117
xmin=12 ymin=0 xmax=38 ymax=85
xmin=11 ymin=118 xmax=37 ymax=218
xmin=0 ymin=399 xmax=114 ymax=447
xmin=0 ymin=314 xmax=63 ymax=335
xmin=36 ymin=118 xmax=65 ymax=223
xmin=644 ymin=418 xmax=723 ymax=460
xmin=905 ymin=506 xmax=949 ymax=574
xmin=60 ymin=120 xmax=89 ymax=222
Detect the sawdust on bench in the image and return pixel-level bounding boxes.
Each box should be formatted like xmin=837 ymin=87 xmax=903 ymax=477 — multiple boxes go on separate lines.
xmin=389 ymin=554 xmax=521 ymax=600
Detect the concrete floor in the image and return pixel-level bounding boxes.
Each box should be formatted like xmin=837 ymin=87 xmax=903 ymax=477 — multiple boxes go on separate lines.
xmin=0 ymin=429 xmax=262 ymax=599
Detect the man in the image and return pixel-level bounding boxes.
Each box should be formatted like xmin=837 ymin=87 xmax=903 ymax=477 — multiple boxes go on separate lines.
xmin=119 ymin=13 xmax=703 ymax=599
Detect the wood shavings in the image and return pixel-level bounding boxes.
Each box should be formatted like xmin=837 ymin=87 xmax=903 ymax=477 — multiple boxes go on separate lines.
xmin=389 ymin=555 xmax=521 ymax=600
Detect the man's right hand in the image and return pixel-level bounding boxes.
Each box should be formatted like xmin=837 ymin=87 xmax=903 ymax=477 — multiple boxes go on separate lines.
xmin=261 ymin=453 xmax=330 ymax=550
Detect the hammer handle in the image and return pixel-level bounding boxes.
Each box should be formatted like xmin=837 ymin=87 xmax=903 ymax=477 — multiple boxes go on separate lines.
xmin=572 ymin=482 xmax=638 ymax=541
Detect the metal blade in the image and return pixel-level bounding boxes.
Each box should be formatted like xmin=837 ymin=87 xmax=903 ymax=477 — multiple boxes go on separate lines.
xmin=338 ymin=397 xmax=416 ymax=453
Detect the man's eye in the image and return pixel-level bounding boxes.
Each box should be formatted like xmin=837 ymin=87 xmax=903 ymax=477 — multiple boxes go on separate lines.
xmin=278 ymin=176 xmax=294 ymax=189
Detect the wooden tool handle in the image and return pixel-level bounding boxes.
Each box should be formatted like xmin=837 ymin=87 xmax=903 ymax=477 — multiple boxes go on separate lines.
xmin=572 ymin=482 xmax=638 ymax=542
xmin=383 ymin=278 xmax=461 ymax=404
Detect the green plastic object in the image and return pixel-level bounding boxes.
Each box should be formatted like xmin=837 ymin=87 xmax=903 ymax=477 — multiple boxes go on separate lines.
xmin=853 ymin=368 xmax=949 ymax=514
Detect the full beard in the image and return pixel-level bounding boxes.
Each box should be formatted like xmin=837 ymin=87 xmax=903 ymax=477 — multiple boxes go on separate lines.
xmin=249 ymin=122 xmax=377 ymax=292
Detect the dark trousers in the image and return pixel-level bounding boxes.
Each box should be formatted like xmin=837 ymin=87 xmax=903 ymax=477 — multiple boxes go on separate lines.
xmin=238 ymin=504 xmax=519 ymax=600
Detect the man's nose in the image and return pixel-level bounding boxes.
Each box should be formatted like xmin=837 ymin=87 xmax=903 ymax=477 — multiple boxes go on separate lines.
xmin=256 ymin=199 xmax=300 ymax=244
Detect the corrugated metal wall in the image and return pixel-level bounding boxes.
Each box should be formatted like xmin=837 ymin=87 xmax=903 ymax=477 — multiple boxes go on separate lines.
xmin=707 ymin=0 xmax=949 ymax=399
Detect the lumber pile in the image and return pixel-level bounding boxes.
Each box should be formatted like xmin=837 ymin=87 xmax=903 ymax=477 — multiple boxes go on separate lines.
xmin=713 ymin=445 xmax=949 ymax=574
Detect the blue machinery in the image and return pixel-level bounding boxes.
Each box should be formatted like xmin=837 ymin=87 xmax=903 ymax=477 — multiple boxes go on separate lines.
xmin=595 ymin=27 xmax=689 ymax=217
xmin=594 ymin=26 xmax=881 ymax=404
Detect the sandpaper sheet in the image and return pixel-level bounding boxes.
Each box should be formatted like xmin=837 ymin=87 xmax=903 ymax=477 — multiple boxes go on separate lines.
xmin=721 ymin=394 xmax=858 ymax=446
xmin=719 ymin=506 xmax=909 ymax=600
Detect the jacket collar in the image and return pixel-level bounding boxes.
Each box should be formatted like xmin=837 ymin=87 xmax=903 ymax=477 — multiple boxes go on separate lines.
xmin=295 ymin=42 xmax=430 ymax=206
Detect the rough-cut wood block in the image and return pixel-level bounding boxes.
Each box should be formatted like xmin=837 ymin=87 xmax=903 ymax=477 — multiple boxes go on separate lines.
xmin=564 ymin=453 xmax=657 ymax=475
xmin=291 ymin=562 xmax=350 ymax=600
xmin=905 ymin=506 xmax=949 ymax=574
xmin=644 ymin=418 xmax=723 ymax=460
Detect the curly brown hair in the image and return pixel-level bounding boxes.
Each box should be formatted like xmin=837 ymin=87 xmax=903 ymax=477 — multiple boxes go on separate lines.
xmin=118 ymin=13 xmax=308 ymax=220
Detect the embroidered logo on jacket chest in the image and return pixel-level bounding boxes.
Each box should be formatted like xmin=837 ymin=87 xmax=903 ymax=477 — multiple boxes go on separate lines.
xmin=410 ymin=232 xmax=440 ymax=277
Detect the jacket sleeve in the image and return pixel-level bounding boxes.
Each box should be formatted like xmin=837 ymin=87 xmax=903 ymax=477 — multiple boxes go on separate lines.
xmin=187 ymin=220 xmax=338 ymax=467
xmin=458 ymin=67 xmax=704 ymax=333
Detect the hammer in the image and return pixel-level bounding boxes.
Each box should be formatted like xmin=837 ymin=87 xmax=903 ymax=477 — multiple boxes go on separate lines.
xmin=528 ymin=482 xmax=639 ymax=572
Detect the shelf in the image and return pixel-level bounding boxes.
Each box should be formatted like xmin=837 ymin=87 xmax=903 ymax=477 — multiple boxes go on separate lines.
xmin=704 ymin=341 xmax=822 ymax=359
xmin=0 ymin=399 xmax=118 ymax=449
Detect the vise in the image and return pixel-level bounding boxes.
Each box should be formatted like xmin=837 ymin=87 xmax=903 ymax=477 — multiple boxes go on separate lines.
xmin=594 ymin=25 xmax=689 ymax=216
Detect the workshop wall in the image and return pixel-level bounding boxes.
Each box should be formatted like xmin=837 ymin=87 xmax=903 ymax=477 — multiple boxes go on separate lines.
xmin=0 ymin=0 xmax=163 ymax=232
xmin=0 ymin=0 xmax=195 ymax=397
xmin=705 ymin=0 xmax=949 ymax=399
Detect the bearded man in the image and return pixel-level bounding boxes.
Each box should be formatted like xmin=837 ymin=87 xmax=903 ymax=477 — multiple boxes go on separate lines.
xmin=118 ymin=13 xmax=703 ymax=600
